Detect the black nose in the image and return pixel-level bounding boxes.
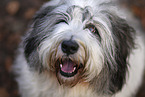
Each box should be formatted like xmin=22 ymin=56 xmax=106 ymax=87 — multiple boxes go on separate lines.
xmin=61 ymin=40 xmax=79 ymax=55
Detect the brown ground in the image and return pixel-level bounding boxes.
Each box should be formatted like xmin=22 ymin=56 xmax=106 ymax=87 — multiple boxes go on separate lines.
xmin=0 ymin=0 xmax=145 ymax=97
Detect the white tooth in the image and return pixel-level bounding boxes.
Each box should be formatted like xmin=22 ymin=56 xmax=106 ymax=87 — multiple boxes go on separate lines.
xmin=73 ymin=67 xmax=76 ymax=72
xmin=60 ymin=64 xmax=62 ymax=68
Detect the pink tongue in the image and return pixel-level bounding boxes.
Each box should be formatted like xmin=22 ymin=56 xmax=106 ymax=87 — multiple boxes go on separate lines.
xmin=61 ymin=60 xmax=75 ymax=73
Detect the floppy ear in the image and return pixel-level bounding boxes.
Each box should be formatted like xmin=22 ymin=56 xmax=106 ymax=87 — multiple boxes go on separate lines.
xmin=90 ymin=13 xmax=135 ymax=95
xmin=24 ymin=6 xmax=55 ymax=58
xmin=23 ymin=6 xmax=55 ymax=71
xmin=108 ymin=13 xmax=135 ymax=93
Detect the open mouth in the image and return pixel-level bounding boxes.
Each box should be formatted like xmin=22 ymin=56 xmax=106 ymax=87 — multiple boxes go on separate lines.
xmin=59 ymin=58 xmax=82 ymax=77
xmin=59 ymin=59 xmax=78 ymax=77
xmin=55 ymin=57 xmax=84 ymax=86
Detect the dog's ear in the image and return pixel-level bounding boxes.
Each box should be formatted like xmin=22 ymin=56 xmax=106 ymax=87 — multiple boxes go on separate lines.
xmin=107 ymin=13 xmax=135 ymax=94
xmin=90 ymin=13 xmax=135 ymax=95
xmin=23 ymin=6 xmax=55 ymax=71
xmin=24 ymin=6 xmax=55 ymax=58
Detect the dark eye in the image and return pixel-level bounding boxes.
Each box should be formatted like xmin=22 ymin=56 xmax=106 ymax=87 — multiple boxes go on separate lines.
xmin=86 ymin=24 xmax=100 ymax=37
xmin=56 ymin=19 xmax=68 ymax=24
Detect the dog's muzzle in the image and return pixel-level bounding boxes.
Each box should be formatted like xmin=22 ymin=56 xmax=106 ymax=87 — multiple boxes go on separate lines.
xmin=58 ymin=40 xmax=80 ymax=77
xmin=55 ymin=40 xmax=84 ymax=86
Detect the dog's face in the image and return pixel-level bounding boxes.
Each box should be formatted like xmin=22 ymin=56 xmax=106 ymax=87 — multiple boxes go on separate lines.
xmin=24 ymin=0 xmax=135 ymax=95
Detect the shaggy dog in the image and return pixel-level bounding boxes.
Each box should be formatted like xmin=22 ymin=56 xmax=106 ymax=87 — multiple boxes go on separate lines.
xmin=14 ymin=0 xmax=145 ymax=97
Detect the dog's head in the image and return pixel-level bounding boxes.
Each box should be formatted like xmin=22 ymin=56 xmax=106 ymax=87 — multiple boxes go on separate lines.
xmin=23 ymin=0 xmax=135 ymax=95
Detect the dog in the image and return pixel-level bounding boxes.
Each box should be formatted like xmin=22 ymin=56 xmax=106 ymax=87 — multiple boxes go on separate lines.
xmin=13 ymin=0 xmax=145 ymax=97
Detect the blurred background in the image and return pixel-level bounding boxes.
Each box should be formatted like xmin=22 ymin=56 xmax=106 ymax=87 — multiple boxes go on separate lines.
xmin=0 ymin=0 xmax=145 ymax=97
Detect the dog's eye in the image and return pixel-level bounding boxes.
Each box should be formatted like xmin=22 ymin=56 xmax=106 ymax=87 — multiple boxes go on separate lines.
xmin=86 ymin=24 xmax=100 ymax=36
xmin=56 ymin=19 xmax=68 ymax=24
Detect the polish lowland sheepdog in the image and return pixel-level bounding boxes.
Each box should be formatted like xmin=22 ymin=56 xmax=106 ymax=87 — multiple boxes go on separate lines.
xmin=13 ymin=0 xmax=145 ymax=97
